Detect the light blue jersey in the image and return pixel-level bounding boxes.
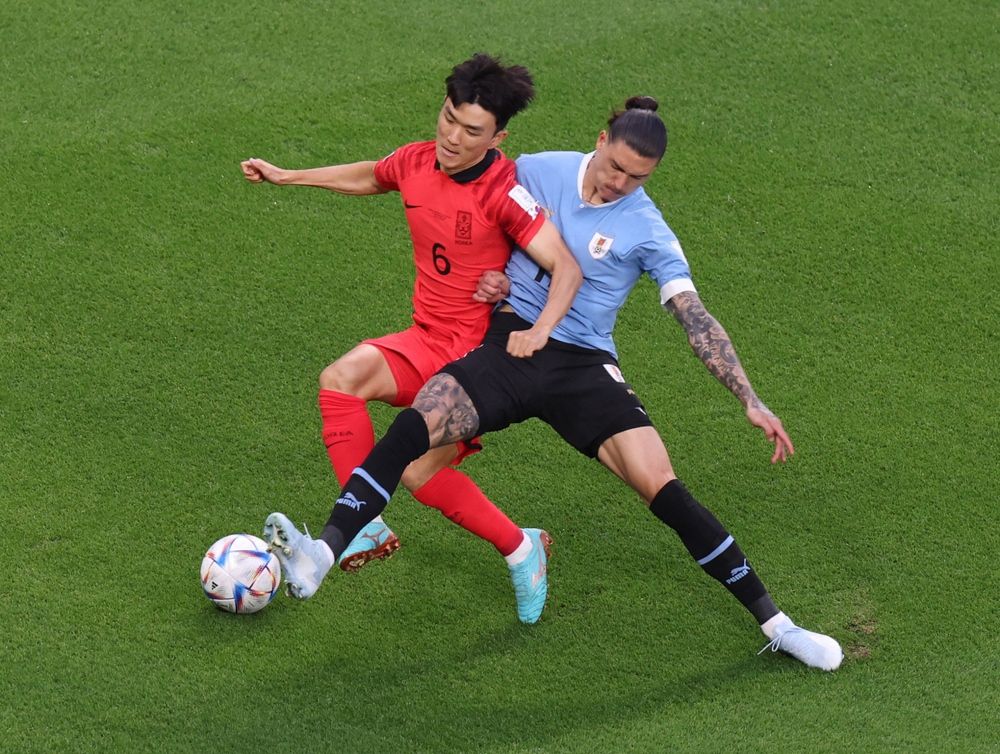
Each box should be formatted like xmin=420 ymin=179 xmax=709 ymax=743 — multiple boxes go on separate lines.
xmin=507 ymin=151 xmax=695 ymax=358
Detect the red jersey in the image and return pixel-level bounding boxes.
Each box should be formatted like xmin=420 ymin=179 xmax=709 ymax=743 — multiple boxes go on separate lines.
xmin=374 ymin=141 xmax=545 ymax=350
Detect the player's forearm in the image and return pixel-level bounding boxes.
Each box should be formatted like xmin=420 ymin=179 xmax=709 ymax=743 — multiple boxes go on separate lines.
xmin=521 ymin=221 xmax=582 ymax=335
xmin=280 ymin=161 xmax=385 ymax=195
xmin=530 ymin=254 xmax=582 ymax=337
xmin=666 ymin=291 xmax=764 ymax=410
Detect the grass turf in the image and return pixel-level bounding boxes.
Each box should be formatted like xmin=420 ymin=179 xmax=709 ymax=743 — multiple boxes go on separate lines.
xmin=2 ymin=0 xmax=998 ymax=750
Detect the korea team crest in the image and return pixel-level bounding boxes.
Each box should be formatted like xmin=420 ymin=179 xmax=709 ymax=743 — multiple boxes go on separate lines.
xmin=589 ymin=231 xmax=615 ymax=260
xmin=455 ymin=211 xmax=472 ymax=241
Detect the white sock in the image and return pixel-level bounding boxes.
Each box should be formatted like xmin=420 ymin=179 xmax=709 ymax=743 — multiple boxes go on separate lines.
xmin=318 ymin=539 xmax=335 ymax=567
xmin=761 ymin=611 xmax=790 ymax=640
xmin=504 ymin=531 xmax=532 ymax=567
xmin=371 ymin=515 xmax=385 ymax=524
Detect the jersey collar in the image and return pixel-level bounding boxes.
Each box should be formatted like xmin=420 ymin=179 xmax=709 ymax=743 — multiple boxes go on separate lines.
xmin=437 ymin=148 xmax=499 ymax=184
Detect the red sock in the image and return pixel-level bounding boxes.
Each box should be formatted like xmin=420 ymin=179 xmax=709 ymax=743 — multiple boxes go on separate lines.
xmin=319 ymin=390 xmax=375 ymax=487
xmin=412 ymin=467 xmax=524 ymax=556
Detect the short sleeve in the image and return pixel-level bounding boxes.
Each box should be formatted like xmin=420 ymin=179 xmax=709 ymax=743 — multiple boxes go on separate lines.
xmin=639 ymin=227 xmax=696 ymax=306
xmin=373 ymin=146 xmax=405 ymax=191
xmin=485 ymin=161 xmax=546 ymax=249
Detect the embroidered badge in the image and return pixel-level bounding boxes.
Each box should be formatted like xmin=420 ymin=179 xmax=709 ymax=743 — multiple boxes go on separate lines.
xmin=589 ymin=232 xmax=614 ymax=260
xmin=455 ymin=211 xmax=472 ymax=240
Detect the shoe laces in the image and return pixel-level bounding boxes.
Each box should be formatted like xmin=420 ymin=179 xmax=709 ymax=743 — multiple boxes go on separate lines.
xmin=757 ymin=626 xmax=802 ymax=656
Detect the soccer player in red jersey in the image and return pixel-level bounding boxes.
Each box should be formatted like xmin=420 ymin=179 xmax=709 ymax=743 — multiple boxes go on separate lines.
xmin=241 ymin=54 xmax=581 ymax=573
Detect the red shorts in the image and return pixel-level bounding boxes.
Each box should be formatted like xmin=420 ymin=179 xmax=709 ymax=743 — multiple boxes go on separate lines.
xmin=364 ymin=324 xmax=483 ymax=464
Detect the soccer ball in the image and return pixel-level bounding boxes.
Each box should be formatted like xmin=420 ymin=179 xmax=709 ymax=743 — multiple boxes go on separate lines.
xmin=201 ymin=534 xmax=282 ymax=614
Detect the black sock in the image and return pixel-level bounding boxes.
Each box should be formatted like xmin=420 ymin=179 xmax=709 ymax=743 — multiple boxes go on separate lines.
xmin=320 ymin=408 xmax=430 ymax=559
xmin=649 ymin=479 xmax=779 ymax=625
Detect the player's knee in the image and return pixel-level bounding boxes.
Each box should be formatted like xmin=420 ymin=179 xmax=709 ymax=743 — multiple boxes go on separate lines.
xmin=610 ymin=456 xmax=675 ymax=504
xmin=319 ymin=348 xmax=390 ymax=398
xmin=635 ymin=471 xmax=678 ymax=505
xmin=400 ymin=464 xmax=432 ymax=493
xmin=400 ymin=446 xmax=458 ymax=492
xmin=319 ymin=361 xmax=355 ymax=393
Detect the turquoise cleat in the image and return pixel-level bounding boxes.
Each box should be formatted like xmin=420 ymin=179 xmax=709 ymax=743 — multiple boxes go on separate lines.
xmin=262 ymin=512 xmax=334 ymax=600
xmin=338 ymin=520 xmax=401 ymax=573
xmin=508 ymin=528 xmax=552 ymax=624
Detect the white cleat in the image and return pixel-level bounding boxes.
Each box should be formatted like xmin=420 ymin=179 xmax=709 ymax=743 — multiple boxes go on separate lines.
xmin=262 ymin=512 xmax=333 ymax=600
xmin=759 ymin=616 xmax=843 ymax=671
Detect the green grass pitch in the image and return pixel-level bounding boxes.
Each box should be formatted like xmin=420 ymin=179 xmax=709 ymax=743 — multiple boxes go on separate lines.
xmin=2 ymin=0 xmax=998 ymax=751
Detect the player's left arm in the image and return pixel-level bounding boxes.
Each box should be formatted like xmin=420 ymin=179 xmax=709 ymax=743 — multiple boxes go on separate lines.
xmin=664 ymin=290 xmax=794 ymax=463
xmin=509 ymin=220 xmax=582 ymax=357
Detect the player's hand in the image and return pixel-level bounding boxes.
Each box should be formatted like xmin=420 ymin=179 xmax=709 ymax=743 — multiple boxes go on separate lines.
xmin=506 ymin=327 xmax=548 ymax=358
xmin=746 ymin=404 xmax=794 ymax=463
xmin=473 ymin=270 xmax=511 ymax=303
xmin=240 ymin=158 xmax=284 ymax=185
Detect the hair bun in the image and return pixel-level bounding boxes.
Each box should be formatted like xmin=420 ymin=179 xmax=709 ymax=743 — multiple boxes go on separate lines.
xmin=625 ymin=95 xmax=659 ymax=112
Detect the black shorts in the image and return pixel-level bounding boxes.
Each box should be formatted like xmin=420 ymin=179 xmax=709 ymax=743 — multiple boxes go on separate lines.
xmin=441 ymin=311 xmax=654 ymax=458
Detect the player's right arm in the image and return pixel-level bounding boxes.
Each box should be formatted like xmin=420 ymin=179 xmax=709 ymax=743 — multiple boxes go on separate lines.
xmin=240 ymin=158 xmax=389 ymax=196
xmin=664 ymin=289 xmax=794 ymax=463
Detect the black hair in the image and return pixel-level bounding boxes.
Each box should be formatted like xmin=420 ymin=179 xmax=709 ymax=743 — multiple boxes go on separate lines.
xmin=607 ymin=96 xmax=667 ymax=161
xmin=445 ymin=53 xmax=536 ymax=132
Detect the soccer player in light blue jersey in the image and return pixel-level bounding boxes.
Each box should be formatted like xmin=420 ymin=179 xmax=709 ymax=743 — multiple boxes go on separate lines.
xmin=264 ymin=97 xmax=843 ymax=670
xmin=501 ymin=142 xmax=693 ymax=361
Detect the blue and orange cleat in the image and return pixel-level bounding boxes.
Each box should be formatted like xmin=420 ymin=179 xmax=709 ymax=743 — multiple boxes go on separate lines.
xmin=508 ymin=528 xmax=552 ymax=624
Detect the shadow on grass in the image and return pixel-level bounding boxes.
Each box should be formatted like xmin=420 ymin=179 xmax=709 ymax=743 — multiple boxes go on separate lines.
xmin=258 ymin=615 xmax=766 ymax=752
xmin=183 ymin=537 xmax=863 ymax=752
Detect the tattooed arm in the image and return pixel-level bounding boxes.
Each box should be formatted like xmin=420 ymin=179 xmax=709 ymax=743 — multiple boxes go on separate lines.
xmin=664 ymin=290 xmax=794 ymax=463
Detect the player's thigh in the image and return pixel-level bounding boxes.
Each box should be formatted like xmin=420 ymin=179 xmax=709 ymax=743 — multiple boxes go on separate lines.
xmin=400 ymin=444 xmax=462 ymax=492
xmin=597 ymin=426 xmax=677 ymax=504
xmin=542 ymin=353 xmax=650 ymax=457
xmin=438 ymin=345 xmax=536 ymax=438
xmin=319 ymin=343 xmax=398 ymax=402
xmin=412 ymin=372 xmax=484 ymax=448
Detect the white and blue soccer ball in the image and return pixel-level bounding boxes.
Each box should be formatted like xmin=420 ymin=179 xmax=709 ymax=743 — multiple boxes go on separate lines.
xmin=201 ymin=534 xmax=281 ymax=614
